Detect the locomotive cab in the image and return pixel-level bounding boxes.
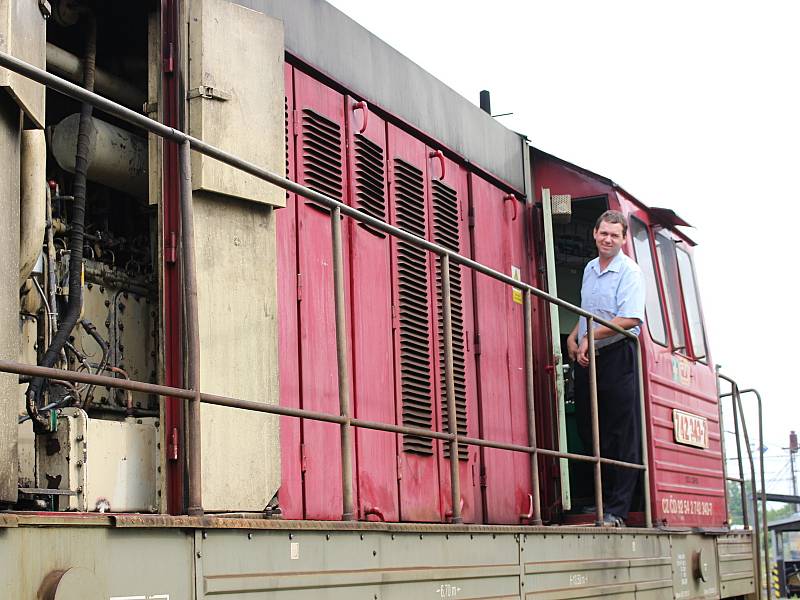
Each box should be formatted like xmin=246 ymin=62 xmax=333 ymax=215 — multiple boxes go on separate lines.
xmin=533 ymin=149 xmax=725 ymax=528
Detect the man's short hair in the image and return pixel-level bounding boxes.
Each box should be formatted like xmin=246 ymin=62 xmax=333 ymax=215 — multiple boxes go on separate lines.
xmin=595 ymin=210 xmax=628 ymax=236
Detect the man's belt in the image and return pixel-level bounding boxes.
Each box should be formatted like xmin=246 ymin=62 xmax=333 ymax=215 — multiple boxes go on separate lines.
xmin=595 ymin=336 xmax=632 ymax=355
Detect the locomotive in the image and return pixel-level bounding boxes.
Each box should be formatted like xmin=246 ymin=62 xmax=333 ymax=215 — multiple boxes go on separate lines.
xmin=0 ymin=0 xmax=763 ymax=597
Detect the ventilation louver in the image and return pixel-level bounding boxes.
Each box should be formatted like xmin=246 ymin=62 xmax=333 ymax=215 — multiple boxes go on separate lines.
xmin=353 ymin=134 xmax=387 ymax=235
xmin=300 ymin=109 xmax=343 ymax=210
xmin=394 ymin=159 xmax=434 ymax=456
xmin=431 ymin=180 xmax=469 ymax=460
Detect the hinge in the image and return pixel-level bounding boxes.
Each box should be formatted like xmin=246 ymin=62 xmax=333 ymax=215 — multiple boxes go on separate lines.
xmin=391 ymin=302 xmax=399 ymax=330
xmin=187 ymin=85 xmax=232 ymax=102
xmin=296 ymin=273 xmax=303 ymax=302
xmin=142 ymin=101 xmax=158 ymax=116
xmin=396 ymin=454 xmax=403 ymax=481
xmin=292 ymin=110 xmax=301 ymax=138
xmin=479 ymin=465 xmax=487 ymax=488
xmin=468 ymin=206 xmax=475 ymax=228
xmin=163 ymin=42 xmax=174 ymax=74
xmin=300 ymin=443 xmax=307 ymax=473
xmin=165 ymin=231 xmax=178 ymax=264
xmin=465 ymin=330 xmax=469 ymax=353
xmin=474 ymin=332 xmax=481 ymax=356
xmin=168 ymin=426 xmax=179 ymax=461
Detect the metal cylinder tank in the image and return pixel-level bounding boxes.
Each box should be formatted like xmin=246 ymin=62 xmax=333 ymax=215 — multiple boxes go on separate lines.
xmin=51 ymin=114 xmax=148 ymax=200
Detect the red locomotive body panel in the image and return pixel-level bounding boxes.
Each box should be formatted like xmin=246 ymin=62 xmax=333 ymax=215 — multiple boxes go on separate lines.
xmin=344 ymin=95 xmax=400 ymax=522
xmin=278 ymin=63 xmax=303 ymax=519
xmin=618 ymin=192 xmax=725 ymax=528
xmin=471 ymin=175 xmax=532 ymax=524
xmin=387 ymin=124 xmax=443 ymax=521
xmin=292 ymin=70 xmax=355 ymax=520
xmin=428 ymin=154 xmax=481 ymax=524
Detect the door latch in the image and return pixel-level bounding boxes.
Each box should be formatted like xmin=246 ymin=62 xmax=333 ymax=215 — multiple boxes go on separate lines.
xmin=187 ymin=85 xmax=232 ymax=102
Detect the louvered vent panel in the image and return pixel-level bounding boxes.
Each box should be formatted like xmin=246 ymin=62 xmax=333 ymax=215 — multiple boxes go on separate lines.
xmin=354 ymin=134 xmax=387 ymax=235
xmin=394 ymin=159 xmax=433 ymax=455
xmin=432 ymin=180 xmax=468 ymax=460
xmin=301 ymin=109 xmax=343 ymax=209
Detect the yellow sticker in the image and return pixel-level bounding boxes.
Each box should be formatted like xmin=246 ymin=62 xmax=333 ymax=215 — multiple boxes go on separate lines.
xmin=671 ymin=355 xmax=692 ymax=386
xmin=511 ymin=265 xmax=522 ymax=304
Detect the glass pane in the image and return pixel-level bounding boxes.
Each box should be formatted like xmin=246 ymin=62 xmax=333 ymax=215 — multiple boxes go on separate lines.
xmin=629 ymin=218 xmax=667 ymax=346
xmin=655 ymin=232 xmax=687 ymax=350
xmin=676 ymin=247 xmax=708 ymax=360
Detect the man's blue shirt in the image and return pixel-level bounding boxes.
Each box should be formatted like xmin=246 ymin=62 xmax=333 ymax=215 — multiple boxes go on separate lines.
xmin=577 ymin=250 xmax=646 ymax=348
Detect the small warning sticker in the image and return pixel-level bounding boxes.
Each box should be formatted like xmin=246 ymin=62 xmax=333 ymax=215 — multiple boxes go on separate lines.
xmin=511 ymin=265 xmax=523 ymax=304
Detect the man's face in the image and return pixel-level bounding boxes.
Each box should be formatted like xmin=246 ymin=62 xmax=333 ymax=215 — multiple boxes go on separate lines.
xmin=593 ymin=220 xmax=626 ymax=260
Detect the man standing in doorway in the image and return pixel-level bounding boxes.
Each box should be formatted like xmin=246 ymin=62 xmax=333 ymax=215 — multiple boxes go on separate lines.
xmin=567 ymin=210 xmax=645 ymax=527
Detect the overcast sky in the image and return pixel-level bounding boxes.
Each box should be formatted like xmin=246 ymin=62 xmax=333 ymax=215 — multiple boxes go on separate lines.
xmin=328 ymin=0 xmax=800 ymax=496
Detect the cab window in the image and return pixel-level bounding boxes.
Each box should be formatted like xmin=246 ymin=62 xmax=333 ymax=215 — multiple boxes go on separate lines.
xmin=676 ymin=246 xmax=708 ymax=361
xmin=655 ymin=231 xmax=687 ymax=351
xmin=629 ymin=218 xmax=667 ymax=346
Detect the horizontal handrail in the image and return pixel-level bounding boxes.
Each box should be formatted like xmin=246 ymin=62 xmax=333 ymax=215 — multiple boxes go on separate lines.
xmin=0 ymin=359 xmax=644 ymax=472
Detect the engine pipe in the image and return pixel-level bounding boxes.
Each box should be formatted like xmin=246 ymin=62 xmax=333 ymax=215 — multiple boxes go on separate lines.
xmin=51 ymin=114 xmax=148 ymax=199
xmin=19 ymin=130 xmax=46 ymax=287
xmin=26 ymin=15 xmax=97 ymax=432
xmin=46 ymin=42 xmax=144 ymax=110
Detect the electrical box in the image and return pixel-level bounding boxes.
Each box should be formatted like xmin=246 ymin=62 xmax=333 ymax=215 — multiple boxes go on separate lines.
xmin=36 ymin=408 xmax=160 ymax=512
xmin=188 ymin=0 xmax=285 ymax=206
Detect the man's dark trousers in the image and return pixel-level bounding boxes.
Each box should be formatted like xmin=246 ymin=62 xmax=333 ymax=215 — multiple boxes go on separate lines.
xmin=574 ymin=338 xmax=641 ymax=518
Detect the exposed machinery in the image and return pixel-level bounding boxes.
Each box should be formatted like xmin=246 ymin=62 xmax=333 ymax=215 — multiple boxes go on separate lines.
xmin=0 ymin=0 xmax=765 ymax=598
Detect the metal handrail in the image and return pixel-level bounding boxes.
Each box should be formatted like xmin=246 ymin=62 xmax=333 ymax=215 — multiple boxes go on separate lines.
xmin=0 ymin=49 xmax=650 ymax=527
xmin=718 ymin=374 xmax=769 ymax=599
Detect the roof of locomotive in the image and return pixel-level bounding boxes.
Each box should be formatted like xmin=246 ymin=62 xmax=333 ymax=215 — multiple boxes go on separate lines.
xmin=236 ymin=0 xmax=526 ymax=193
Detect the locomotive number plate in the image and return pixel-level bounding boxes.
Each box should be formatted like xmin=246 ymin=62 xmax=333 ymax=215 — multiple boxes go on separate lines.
xmin=672 ymin=409 xmax=708 ymax=449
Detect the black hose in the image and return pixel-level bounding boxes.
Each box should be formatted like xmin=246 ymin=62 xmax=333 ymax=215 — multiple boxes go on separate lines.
xmin=26 ymin=16 xmax=97 ymax=431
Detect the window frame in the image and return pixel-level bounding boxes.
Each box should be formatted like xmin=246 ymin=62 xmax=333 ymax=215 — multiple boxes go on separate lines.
xmin=675 ymin=244 xmax=709 ymax=363
xmin=653 ymin=229 xmax=692 ymax=356
xmin=629 ymin=216 xmax=669 ymax=348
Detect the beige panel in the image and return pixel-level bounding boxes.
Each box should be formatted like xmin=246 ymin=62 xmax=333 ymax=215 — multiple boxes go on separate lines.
xmin=0 ymin=0 xmax=46 ymax=127
xmin=194 ymin=192 xmax=280 ymax=511
xmin=188 ymin=0 xmax=285 ymax=206
xmin=0 ymin=99 xmax=20 ymax=503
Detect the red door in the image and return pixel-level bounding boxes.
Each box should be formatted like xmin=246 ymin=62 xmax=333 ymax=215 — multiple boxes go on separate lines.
xmin=471 ymin=175 xmax=531 ymax=524
xmin=345 ymin=97 xmax=399 ymax=522
xmin=387 ymin=124 xmax=442 ymax=521
xmin=277 ymin=63 xmax=302 ymax=519
xmin=293 ymin=70 xmax=355 ymax=520
xmin=427 ymin=153 xmax=481 ymax=523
